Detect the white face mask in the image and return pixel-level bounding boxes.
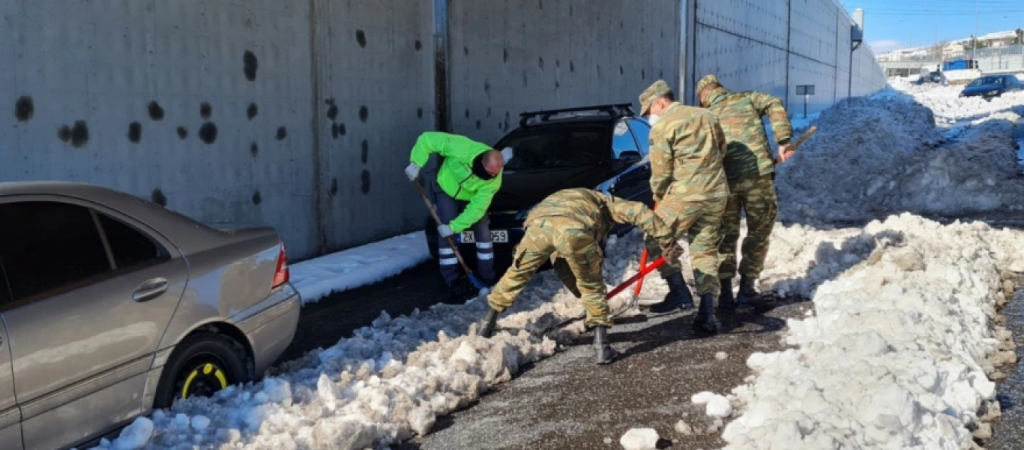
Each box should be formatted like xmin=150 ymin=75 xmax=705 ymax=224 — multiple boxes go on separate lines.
xmin=648 ymin=115 xmax=662 ymax=126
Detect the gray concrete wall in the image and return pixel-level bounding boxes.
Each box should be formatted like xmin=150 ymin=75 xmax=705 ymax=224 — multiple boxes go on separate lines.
xmin=0 ymin=0 xmax=884 ymax=259
xmin=448 ymin=0 xmax=682 ymax=144
xmin=691 ymin=0 xmax=885 ymax=115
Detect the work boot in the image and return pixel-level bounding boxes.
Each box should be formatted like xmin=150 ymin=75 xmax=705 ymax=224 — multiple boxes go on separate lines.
xmin=718 ymin=278 xmax=736 ymax=314
xmin=692 ymin=294 xmax=719 ymax=334
xmin=736 ymin=275 xmax=759 ymax=309
xmin=477 ymin=308 xmax=499 ymax=338
xmin=645 ymin=273 xmax=694 ymax=315
xmin=594 ymin=326 xmax=620 ymax=365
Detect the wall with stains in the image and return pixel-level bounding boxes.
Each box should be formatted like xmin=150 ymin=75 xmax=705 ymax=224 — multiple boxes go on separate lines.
xmin=448 ymin=0 xmax=683 ymax=144
xmin=0 ymin=0 xmax=322 ymax=257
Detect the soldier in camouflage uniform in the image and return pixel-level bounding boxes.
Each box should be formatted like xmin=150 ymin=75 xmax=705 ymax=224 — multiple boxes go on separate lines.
xmin=695 ymin=74 xmax=793 ymax=311
xmin=476 ymin=188 xmax=683 ymax=365
xmin=637 ymin=80 xmax=731 ymax=334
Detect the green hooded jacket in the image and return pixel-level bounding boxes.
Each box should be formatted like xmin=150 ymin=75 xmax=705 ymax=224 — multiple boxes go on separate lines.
xmin=410 ymin=132 xmax=502 ymax=233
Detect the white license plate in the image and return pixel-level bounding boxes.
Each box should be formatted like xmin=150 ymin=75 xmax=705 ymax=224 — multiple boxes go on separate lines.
xmin=460 ymin=230 xmax=508 ymax=243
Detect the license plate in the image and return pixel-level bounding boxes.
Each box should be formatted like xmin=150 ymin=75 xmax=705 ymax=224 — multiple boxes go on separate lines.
xmin=459 ymin=230 xmax=509 ymax=243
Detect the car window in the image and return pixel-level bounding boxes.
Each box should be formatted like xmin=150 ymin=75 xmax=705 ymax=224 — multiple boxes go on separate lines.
xmin=497 ymin=126 xmax=606 ymax=170
xmin=612 ymin=120 xmax=641 ymax=159
xmin=0 ymin=202 xmax=112 ymax=302
xmin=97 ymin=213 xmax=170 ymax=270
xmin=627 ymin=120 xmax=651 ymax=157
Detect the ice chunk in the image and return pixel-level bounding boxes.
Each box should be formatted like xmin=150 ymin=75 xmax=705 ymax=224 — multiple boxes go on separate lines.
xmin=674 ymin=419 xmax=693 ymax=436
xmin=191 ymin=415 xmax=211 ymax=432
xmin=110 ymin=417 xmax=154 ymax=450
xmin=715 ymin=352 xmax=729 ymax=361
xmin=620 ymin=428 xmax=659 ymax=450
xmin=706 ymin=395 xmax=733 ymax=418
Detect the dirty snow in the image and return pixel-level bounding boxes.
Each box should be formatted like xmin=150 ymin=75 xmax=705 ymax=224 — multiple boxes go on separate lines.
xmin=289 ymin=232 xmax=431 ymax=304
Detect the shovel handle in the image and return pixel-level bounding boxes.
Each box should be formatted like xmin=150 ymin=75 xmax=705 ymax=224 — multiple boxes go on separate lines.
xmin=775 ymin=125 xmax=818 ymax=163
xmin=608 ymin=257 xmax=666 ymax=299
xmin=412 ymin=178 xmax=474 ymax=276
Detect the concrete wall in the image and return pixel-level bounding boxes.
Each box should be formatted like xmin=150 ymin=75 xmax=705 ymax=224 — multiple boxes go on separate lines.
xmin=690 ymin=0 xmax=885 ymax=115
xmin=0 ymin=0 xmax=884 ymax=259
xmin=448 ymin=0 xmax=682 ymax=144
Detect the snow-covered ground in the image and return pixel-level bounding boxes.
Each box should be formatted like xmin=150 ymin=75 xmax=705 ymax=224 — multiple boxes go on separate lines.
xmin=87 ymin=79 xmax=1024 ymax=450
xmin=290 ymin=232 xmax=430 ymax=305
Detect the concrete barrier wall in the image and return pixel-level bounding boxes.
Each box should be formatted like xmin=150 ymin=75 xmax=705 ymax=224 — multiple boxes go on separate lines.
xmin=447 ymin=0 xmax=682 ymax=145
xmin=0 ymin=0 xmax=884 ymax=259
xmin=691 ymin=0 xmax=885 ymax=115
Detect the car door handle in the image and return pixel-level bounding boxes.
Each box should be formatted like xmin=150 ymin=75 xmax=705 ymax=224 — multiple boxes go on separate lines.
xmin=133 ymin=278 xmax=169 ymax=302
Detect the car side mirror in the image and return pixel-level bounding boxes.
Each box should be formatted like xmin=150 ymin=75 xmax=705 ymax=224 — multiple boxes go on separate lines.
xmin=618 ymin=151 xmax=641 ymax=163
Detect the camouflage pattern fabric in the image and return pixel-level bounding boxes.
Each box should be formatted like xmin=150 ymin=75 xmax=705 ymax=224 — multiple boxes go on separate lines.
xmin=648 ymin=102 xmax=730 ymax=203
xmin=718 ymin=174 xmax=778 ymax=280
xmin=487 ymin=188 xmax=676 ymax=328
xmin=644 ymin=101 xmax=730 ymax=296
xmin=701 ymin=82 xmax=793 ymax=180
xmin=643 ymin=197 xmax=727 ymax=297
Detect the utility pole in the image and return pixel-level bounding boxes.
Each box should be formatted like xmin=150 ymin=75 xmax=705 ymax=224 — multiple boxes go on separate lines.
xmin=973 ymin=0 xmax=979 ymax=62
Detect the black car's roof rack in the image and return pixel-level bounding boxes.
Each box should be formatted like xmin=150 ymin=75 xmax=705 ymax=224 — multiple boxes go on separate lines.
xmin=519 ymin=103 xmax=635 ymax=128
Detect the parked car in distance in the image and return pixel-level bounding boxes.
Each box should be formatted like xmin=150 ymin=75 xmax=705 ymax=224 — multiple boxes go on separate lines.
xmin=0 ymin=182 xmax=300 ymax=450
xmin=914 ymin=71 xmax=946 ymax=86
xmin=960 ymin=75 xmax=1024 ymax=100
xmin=424 ymin=104 xmax=655 ymax=268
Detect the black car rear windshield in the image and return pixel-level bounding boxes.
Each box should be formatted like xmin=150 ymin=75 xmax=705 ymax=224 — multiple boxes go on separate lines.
xmin=497 ymin=125 xmax=607 ymax=170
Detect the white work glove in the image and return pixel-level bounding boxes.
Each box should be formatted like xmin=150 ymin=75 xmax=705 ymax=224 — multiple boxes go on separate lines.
xmin=501 ymin=146 xmax=514 ymax=164
xmin=404 ymin=162 xmax=420 ymax=182
xmin=438 ymin=224 xmax=454 ymax=238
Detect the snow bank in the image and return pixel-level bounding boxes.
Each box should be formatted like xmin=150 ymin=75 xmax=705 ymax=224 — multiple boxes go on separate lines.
xmin=290 ymin=232 xmax=431 ymax=305
xmin=718 ymin=215 xmax=1022 ymax=449
xmin=776 ymin=84 xmax=1024 ymax=224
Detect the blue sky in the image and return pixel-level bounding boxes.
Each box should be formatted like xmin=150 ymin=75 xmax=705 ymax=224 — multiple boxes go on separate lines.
xmin=841 ymin=0 xmax=1024 ymax=53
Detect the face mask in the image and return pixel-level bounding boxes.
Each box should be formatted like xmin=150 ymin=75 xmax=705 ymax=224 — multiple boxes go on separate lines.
xmin=648 ymin=114 xmax=662 ymax=126
xmin=472 ymin=154 xmax=497 ymax=180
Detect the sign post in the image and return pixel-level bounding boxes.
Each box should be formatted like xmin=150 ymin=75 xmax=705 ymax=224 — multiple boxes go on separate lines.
xmin=796 ymin=85 xmax=815 ymax=119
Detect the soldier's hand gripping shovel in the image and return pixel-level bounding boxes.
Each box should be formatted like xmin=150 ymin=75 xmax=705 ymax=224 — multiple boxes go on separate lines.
xmin=774 ymin=125 xmax=817 ymax=163
xmin=412 ymin=179 xmax=489 ymax=293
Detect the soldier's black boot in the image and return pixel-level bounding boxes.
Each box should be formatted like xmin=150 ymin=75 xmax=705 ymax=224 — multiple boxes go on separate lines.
xmin=646 ymin=273 xmax=694 ymax=315
xmin=692 ymin=294 xmax=719 ymax=334
xmin=446 ymin=276 xmax=475 ymax=302
xmin=594 ymin=326 xmax=620 ymax=365
xmin=736 ymin=275 xmax=759 ymax=309
xmin=477 ymin=308 xmax=499 ymax=338
xmin=718 ymin=278 xmax=736 ymax=314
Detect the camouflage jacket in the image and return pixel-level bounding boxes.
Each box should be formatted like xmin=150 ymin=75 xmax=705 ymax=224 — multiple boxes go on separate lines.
xmin=704 ymin=87 xmax=793 ymax=180
xmin=648 ymin=102 xmax=730 ymax=202
xmin=525 ymin=188 xmax=676 ymax=248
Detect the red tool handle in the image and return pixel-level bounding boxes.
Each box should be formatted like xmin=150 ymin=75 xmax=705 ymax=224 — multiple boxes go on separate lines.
xmin=607 ymin=257 xmax=665 ymax=299
xmin=632 ymin=203 xmax=657 ymax=297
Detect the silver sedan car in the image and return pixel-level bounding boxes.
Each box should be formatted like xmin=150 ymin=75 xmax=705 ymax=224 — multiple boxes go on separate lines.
xmin=0 ymin=182 xmax=301 ymax=450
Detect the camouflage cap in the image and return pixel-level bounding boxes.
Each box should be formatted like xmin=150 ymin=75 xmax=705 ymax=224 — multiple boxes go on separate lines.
xmin=696 ymin=74 xmax=721 ymax=97
xmin=638 ymin=79 xmax=672 ymax=116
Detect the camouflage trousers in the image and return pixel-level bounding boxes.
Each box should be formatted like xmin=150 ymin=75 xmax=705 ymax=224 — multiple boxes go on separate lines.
xmin=487 ymin=218 xmax=611 ymax=328
xmin=643 ymin=194 xmax=727 ymax=297
xmin=718 ymin=174 xmax=778 ymax=280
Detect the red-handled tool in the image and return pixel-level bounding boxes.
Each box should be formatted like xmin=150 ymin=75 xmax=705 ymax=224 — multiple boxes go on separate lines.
xmin=608 ymin=256 xmax=666 ymax=317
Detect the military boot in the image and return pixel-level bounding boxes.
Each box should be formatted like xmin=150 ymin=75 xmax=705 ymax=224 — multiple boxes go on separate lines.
xmin=477 ymin=308 xmax=499 ymax=338
xmin=736 ymin=275 xmax=759 ymax=309
xmin=718 ymin=277 xmax=736 ymax=314
xmin=594 ymin=326 xmax=620 ymax=365
xmin=446 ymin=276 xmax=476 ymax=302
xmin=646 ymin=273 xmax=694 ymax=315
xmin=692 ymin=294 xmax=719 ymax=334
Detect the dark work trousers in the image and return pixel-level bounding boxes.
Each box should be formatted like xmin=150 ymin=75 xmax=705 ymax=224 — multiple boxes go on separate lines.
xmin=433 ymin=179 xmax=495 ymax=284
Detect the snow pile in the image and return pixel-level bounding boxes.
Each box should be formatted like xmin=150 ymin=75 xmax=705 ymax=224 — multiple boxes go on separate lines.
xmin=717 ymin=215 xmax=1023 ymax=449
xmin=290 ymin=232 xmax=431 ymax=304
xmin=776 ymin=84 xmax=1024 ymax=224
xmin=91 ymin=226 xmax=676 ymax=450
xmin=620 ymin=428 xmax=660 ymax=450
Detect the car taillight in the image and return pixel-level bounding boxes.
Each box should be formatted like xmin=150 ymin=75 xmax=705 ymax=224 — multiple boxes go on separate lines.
xmin=273 ymin=241 xmax=290 ymax=289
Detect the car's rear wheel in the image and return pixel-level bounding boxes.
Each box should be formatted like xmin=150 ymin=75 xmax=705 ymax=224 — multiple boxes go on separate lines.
xmin=154 ymin=332 xmax=248 ymax=409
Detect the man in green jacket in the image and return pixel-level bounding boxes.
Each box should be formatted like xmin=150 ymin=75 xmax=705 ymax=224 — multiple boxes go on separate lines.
xmin=405 ymin=131 xmax=511 ymax=299
xmin=695 ymin=74 xmax=793 ymax=310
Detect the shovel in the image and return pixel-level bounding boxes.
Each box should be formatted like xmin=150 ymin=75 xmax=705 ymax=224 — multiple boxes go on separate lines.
xmin=412 ymin=179 xmax=488 ymax=292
